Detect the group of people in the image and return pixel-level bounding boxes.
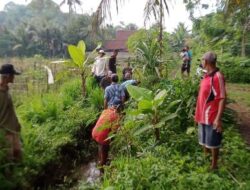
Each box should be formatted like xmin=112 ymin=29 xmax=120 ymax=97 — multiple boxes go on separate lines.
xmin=91 ymin=49 xmax=139 ymax=170
xmin=0 ymin=49 xmax=226 ymax=177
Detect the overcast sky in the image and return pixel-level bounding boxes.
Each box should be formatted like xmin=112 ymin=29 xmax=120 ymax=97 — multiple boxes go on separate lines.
xmin=0 ymin=0 xmax=217 ymax=33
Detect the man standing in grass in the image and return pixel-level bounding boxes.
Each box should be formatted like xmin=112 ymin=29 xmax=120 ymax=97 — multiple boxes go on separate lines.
xmin=92 ymin=50 xmax=108 ymax=84
xmin=109 ymin=49 xmax=119 ymax=74
xmin=195 ymin=52 xmax=226 ymax=170
xmin=0 ymin=64 xmax=22 ymax=162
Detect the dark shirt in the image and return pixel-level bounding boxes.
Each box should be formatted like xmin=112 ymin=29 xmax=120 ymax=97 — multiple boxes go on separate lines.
xmin=122 ymin=67 xmax=133 ymax=81
xmin=109 ymin=56 xmax=117 ymax=73
xmin=0 ymin=87 xmax=21 ymax=132
xmin=100 ymin=77 xmax=111 ymax=90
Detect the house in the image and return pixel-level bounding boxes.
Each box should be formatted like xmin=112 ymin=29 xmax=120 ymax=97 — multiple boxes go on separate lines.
xmin=104 ymin=30 xmax=136 ymax=52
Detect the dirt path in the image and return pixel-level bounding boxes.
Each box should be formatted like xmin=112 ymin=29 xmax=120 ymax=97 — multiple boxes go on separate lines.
xmin=228 ymin=103 xmax=250 ymax=146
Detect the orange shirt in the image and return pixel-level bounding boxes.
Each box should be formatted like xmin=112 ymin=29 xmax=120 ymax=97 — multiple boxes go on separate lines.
xmin=92 ymin=108 xmax=120 ymax=145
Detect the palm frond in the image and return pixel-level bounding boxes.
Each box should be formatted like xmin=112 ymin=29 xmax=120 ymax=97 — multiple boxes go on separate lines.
xmin=92 ymin=0 xmax=125 ymax=33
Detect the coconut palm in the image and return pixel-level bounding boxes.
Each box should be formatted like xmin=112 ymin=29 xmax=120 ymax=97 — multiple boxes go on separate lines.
xmin=59 ymin=0 xmax=82 ymax=13
xmin=221 ymin=0 xmax=250 ymax=56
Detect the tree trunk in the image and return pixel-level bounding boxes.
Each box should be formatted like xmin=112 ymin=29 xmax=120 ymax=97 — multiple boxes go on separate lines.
xmin=81 ymin=71 xmax=86 ymax=97
xmin=159 ymin=0 xmax=163 ymax=57
xmin=241 ymin=26 xmax=246 ymax=57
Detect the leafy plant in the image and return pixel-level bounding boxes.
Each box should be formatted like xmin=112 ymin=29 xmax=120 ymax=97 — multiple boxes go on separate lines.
xmin=67 ymin=40 xmax=101 ymax=96
xmin=127 ymin=85 xmax=172 ymax=140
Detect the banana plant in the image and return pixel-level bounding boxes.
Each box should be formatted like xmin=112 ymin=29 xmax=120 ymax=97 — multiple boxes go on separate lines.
xmin=68 ymin=40 xmax=101 ymax=97
xmin=127 ymin=85 xmax=174 ymax=141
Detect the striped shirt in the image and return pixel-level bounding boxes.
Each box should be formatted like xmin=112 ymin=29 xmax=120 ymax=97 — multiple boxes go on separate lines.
xmin=104 ymin=83 xmax=125 ymax=107
xmin=195 ymin=69 xmax=226 ymax=125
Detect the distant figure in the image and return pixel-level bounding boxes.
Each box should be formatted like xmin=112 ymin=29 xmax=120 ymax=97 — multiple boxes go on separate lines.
xmin=92 ymin=107 xmax=120 ymax=171
xmin=122 ymin=62 xmax=133 ymax=81
xmin=0 ymin=64 xmax=22 ymax=162
xmin=104 ymin=74 xmax=125 ymax=109
xmin=120 ymin=73 xmax=140 ymax=101
xmin=181 ymin=48 xmax=190 ymax=77
xmin=196 ymin=63 xmax=207 ymax=79
xmin=195 ymin=52 xmax=226 ymax=170
xmin=186 ymin=46 xmax=192 ymax=76
xmin=109 ymin=49 xmax=119 ymax=73
xmin=100 ymin=71 xmax=112 ymax=90
xmin=92 ymin=50 xmax=108 ymax=84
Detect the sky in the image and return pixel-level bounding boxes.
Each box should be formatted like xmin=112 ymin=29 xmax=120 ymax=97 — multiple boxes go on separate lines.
xmin=0 ymin=0 xmax=217 ymax=33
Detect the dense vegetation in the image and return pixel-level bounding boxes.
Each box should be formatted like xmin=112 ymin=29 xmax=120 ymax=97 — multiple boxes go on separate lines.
xmin=0 ymin=0 xmax=250 ymax=189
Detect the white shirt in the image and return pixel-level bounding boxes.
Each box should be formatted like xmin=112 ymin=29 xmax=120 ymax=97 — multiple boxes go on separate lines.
xmin=92 ymin=57 xmax=108 ymax=76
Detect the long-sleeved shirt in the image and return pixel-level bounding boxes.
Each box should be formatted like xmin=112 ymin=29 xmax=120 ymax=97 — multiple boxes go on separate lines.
xmin=0 ymin=87 xmax=21 ymax=133
xmin=92 ymin=57 xmax=108 ymax=77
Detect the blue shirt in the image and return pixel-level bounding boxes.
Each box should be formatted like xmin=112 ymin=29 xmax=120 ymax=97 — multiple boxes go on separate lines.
xmin=120 ymin=80 xmax=137 ymax=90
xmin=104 ymin=83 xmax=125 ymax=107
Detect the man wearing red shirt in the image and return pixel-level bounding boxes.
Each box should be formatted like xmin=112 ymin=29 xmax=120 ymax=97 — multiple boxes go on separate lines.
xmin=195 ymin=52 xmax=226 ymax=170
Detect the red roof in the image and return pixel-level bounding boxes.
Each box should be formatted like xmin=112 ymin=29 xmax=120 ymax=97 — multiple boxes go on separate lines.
xmin=104 ymin=30 xmax=136 ymax=52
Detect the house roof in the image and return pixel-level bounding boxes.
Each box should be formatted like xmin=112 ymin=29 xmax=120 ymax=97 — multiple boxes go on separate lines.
xmin=104 ymin=30 xmax=136 ymax=52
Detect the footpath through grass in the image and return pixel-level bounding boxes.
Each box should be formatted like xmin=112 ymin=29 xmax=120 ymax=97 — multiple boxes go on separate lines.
xmin=227 ymin=83 xmax=250 ymax=111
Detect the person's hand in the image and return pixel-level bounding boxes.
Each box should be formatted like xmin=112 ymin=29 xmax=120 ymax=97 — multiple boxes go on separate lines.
xmin=213 ymin=119 xmax=223 ymax=133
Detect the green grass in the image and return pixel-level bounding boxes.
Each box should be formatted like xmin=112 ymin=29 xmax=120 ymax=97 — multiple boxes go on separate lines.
xmin=227 ymin=83 xmax=250 ymax=110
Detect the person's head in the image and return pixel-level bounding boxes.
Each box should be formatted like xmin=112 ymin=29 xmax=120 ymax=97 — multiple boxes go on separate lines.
xmin=113 ymin=49 xmax=119 ymax=56
xmin=202 ymin=52 xmax=217 ymax=70
xmin=111 ymin=74 xmax=119 ymax=83
xmin=107 ymin=71 xmax=113 ymax=78
xmin=182 ymin=48 xmax=186 ymax=52
xmin=124 ymin=72 xmax=132 ymax=80
xmin=185 ymin=46 xmax=190 ymax=51
xmin=0 ymin=64 xmax=20 ymax=84
xmin=98 ymin=50 xmax=105 ymax=57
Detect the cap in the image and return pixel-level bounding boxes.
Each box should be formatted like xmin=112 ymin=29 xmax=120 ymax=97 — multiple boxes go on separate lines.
xmin=99 ymin=50 xmax=105 ymax=54
xmin=0 ymin=64 xmax=21 ymax=75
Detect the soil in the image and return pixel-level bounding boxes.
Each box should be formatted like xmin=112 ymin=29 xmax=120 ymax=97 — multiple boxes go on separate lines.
xmin=228 ymin=103 xmax=250 ymax=146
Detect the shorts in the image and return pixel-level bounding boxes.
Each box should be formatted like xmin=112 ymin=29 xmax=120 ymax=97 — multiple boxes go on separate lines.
xmin=198 ymin=124 xmax=222 ymax=148
xmin=181 ymin=63 xmax=190 ymax=73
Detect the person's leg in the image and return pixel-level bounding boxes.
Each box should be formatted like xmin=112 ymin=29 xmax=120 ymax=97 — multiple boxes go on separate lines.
xmin=187 ymin=64 xmax=190 ymax=77
xmin=13 ymin=133 xmax=22 ymax=162
xmin=205 ymin=124 xmax=222 ymax=169
xmin=99 ymin=144 xmax=109 ymax=166
xmin=5 ymin=132 xmax=15 ymax=161
xmin=211 ymin=148 xmax=219 ymax=169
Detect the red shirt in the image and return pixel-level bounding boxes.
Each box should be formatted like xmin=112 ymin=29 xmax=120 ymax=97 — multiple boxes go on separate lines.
xmin=195 ymin=70 xmax=226 ymax=125
xmin=92 ymin=108 xmax=120 ymax=145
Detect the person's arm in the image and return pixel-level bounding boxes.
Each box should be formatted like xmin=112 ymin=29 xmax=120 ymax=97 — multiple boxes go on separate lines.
xmin=104 ymin=88 xmax=109 ymax=109
xmin=213 ymin=98 xmax=226 ymax=132
xmin=213 ymin=74 xmax=226 ymax=132
xmin=104 ymin=98 xmax=108 ymax=109
xmin=91 ymin=63 xmax=96 ymax=75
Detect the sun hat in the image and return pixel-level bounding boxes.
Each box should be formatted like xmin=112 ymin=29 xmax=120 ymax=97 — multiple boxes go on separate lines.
xmin=0 ymin=64 xmax=21 ymax=75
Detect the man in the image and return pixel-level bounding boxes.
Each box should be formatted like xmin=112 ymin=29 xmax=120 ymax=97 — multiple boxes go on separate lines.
xmin=186 ymin=46 xmax=192 ymax=76
xmin=195 ymin=52 xmax=226 ymax=170
xmin=92 ymin=50 xmax=108 ymax=84
xmin=100 ymin=71 xmax=112 ymax=90
xmin=108 ymin=49 xmax=119 ymax=73
xmin=92 ymin=107 xmax=120 ymax=170
xmin=120 ymin=72 xmax=140 ymax=101
xmin=104 ymin=74 xmax=125 ymax=109
xmin=0 ymin=64 xmax=22 ymax=162
xmin=181 ymin=48 xmax=189 ymax=76
xmin=122 ymin=62 xmax=133 ymax=82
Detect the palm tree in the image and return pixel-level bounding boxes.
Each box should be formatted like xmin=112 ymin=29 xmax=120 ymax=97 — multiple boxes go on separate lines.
xmin=221 ymin=0 xmax=250 ymax=57
xmin=144 ymin=0 xmax=170 ymax=55
xmin=59 ymin=0 xmax=82 ymax=13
